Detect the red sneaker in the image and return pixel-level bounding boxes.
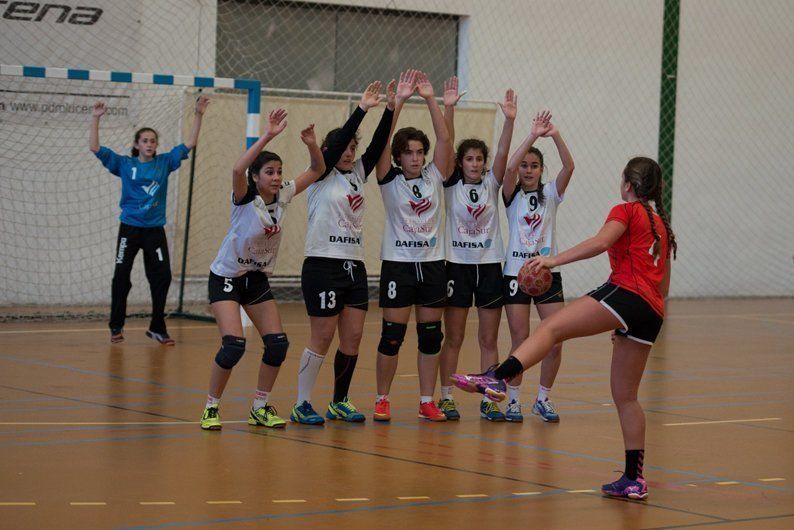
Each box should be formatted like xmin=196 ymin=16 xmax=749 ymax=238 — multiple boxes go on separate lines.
xmin=418 ymin=401 xmax=447 ymax=422
xmin=374 ymin=397 xmax=391 ymax=422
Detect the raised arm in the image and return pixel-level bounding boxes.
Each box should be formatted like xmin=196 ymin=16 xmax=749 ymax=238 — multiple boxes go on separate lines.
xmin=184 ymin=95 xmax=210 ymax=150
xmin=293 ymin=124 xmax=326 ymax=195
xmin=528 ymin=220 xmax=626 ymax=273
xmin=231 ymin=108 xmax=287 ymax=203
xmin=360 ymin=84 xmax=393 ymax=176
xmin=416 ymin=72 xmax=452 ymax=177
xmin=89 ymin=101 xmax=106 ymax=153
xmin=376 ymin=70 xmax=418 ymax=181
xmin=442 ymin=76 xmax=464 ymax=178
xmin=543 ymin=120 xmax=575 ymax=196
xmin=322 ymin=81 xmax=382 ymax=177
xmin=502 ymin=111 xmax=550 ymax=200
xmin=491 ymin=89 xmax=517 ymax=184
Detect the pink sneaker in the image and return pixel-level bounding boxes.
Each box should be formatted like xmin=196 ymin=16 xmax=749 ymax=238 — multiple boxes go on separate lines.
xmin=450 ymin=366 xmax=506 ymax=402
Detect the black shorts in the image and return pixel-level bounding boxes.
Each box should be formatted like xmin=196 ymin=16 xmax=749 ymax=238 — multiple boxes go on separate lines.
xmin=503 ymin=272 xmax=565 ymax=305
xmin=208 ymin=270 xmax=274 ymax=305
xmin=588 ymin=283 xmax=664 ymax=345
xmin=379 ymin=260 xmax=446 ymax=308
xmin=302 ymin=257 xmax=369 ymax=317
xmin=446 ymin=262 xmax=503 ymax=309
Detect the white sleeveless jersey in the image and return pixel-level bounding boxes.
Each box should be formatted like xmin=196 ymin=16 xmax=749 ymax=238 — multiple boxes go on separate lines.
xmin=304 ymin=159 xmax=367 ymax=260
xmin=379 ymin=162 xmax=444 ymax=262
xmin=444 ymin=169 xmax=504 ymax=264
xmin=210 ymin=180 xmax=297 ymax=277
xmin=503 ymin=180 xmax=564 ymax=276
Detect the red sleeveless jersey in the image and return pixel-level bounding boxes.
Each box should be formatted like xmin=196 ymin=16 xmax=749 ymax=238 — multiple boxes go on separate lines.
xmin=605 ymin=202 xmax=669 ymax=316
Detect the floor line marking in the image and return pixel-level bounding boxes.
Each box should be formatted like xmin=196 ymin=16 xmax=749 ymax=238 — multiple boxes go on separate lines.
xmin=335 ymin=498 xmax=370 ymax=502
xmin=512 ymin=492 xmax=542 ymax=496
xmin=759 ymin=478 xmax=785 ymax=482
xmin=272 ymin=499 xmax=306 ymax=504
xmin=206 ymin=501 xmax=242 ymax=505
xmin=0 ymin=502 xmax=36 ymax=506
xmin=397 ymin=496 xmax=430 ymax=500
xmin=664 ymin=417 xmax=780 ymax=426
xmin=0 ymin=324 xmax=216 ymax=335
xmin=140 ymin=502 xmax=176 ymax=505
xmin=568 ymin=489 xmax=597 ymax=493
xmin=455 ymin=494 xmax=488 ymax=498
xmin=0 ymin=421 xmax=248 ymax=426
xmin=70 ymin=502 xmax=107 ymax=506
xmin=715 ymin=481 xmax=740 ymax=486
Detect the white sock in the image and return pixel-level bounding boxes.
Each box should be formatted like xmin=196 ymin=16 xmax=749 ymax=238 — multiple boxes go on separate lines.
xmin=441 ymin=385 xmax=453 ymax=400
xmin=253 ymin=389 xmax=269 ymax=410
xmin=537 ymin=385 xmax=552 ymax=402
xmin=420 ymin=395 xmax=433 ymax=404
xmin=377 ymin=394 xmax=389 ymax=402
xmin=206 ymin=394 xmax=220 ymax=408
xmin=297 ymin=347 xmax=324 ymax=404
xmin=507 ymin=384 xmax=521 ymax=404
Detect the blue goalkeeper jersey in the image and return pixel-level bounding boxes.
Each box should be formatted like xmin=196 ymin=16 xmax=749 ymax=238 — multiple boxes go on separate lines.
xmin=95 ymin=144 xmax=190 ymax=227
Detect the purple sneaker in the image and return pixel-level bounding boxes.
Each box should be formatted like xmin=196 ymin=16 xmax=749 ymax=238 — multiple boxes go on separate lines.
xmin=450 ymin=365 xmax=507 ymax=402
xmin=601 ymin=474 xmax=648 ymax=500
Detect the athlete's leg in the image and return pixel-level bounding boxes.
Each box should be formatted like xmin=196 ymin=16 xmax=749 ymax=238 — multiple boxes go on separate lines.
xmin=610 ymin=336 xmax=651 ymax=451
xmin=378 ymin=306 xmax=412 ymax=396
xmin=207 ymin=300 xmax=245 ymax=399
xmin=334 ymin=306 xmax=367 ymax=402
xmin=439 ymin=306 xmax=469 ymax=387
xmin=142 ymin=227 xmax=171 ymax=335
xmin=415 ymin=305 xmax=444 ymax=397
xmin=110 ymin=223 xmax=140 ymax=334
xmin=244 ymin=299 xmax=285 ymax=395
xmin=504 ymin=304 xmax=530 ymax=386
xmin=477 ymin=307 xmax=501 ymax=372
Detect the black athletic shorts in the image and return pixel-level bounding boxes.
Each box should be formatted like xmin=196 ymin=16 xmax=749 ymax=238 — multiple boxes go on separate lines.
xmin=503 ymin=272 xmax=565 ymax=305
xmin=301 ymin=257 xmax=369 ymax=317
xmin=446 ymin=262 xmax=503 ymax=309
xmin=208 ymin=270 xmax=274 ymax=305
xmin=379 ymin=260 xmax=446 ymax=308
xmin=588 ymin=283 xmax=664 ymax=345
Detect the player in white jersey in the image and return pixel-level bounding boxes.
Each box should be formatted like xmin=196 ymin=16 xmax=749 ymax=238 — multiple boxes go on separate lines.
xmin=501 ymin=110 xmax=575 ymax=423
xmin=372 ymin=71 xmax=456 ymax=422
xmin=437 ymin=89 xmax=517 ymax=421
xmin=291 ymin=82 xmax=394 ymax=426
xmin=199 ymin=109 xmax=325 ymax=431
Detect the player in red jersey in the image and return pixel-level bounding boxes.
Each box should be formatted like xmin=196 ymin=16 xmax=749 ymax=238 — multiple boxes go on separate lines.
xmin=451 ymin=156 xmax=677 ymax=500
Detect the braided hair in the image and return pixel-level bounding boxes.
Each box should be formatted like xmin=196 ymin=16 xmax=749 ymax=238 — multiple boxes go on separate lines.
xmin=623 ymin=157 xmax=677 ymax=260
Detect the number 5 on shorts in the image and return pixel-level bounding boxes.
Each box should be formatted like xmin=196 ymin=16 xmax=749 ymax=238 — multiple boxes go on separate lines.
xmin=223 ymin=278 xmax=233 ymax=293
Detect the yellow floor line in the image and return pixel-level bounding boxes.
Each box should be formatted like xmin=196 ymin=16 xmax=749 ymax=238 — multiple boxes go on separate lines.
xmin=206 ymin=501 xmax=242 ymax=505
xmin=664 ymin=418 xmax=780 ymax=427
xmin=0 ymin=421 xmax=249 ymax=426
xmin=512 ymin=492 xmax=542 ymax=496
xmin=335 ymin=498 xmax=370 ymax=502
xmin=272 ymin=499 xmax=306 ymax=504
xmin=568 ymin=489 xmax=596 ymax=493
xmin=759 ymin=478 xmax=785 ymax=482
xmin=0 ymin=502 xmax=36 ymax=506
xmin=397 ymin=496 xmax=430 ymax=500
xmin=715 ymin=481 xmax=740 ymax=486
xmin=456 ymin=494 xmax=488 ymax=498
xmin=70 ymin=502 xmax=107 ymax=506
xmin=139 ymin=501 xmax=176 ymax=505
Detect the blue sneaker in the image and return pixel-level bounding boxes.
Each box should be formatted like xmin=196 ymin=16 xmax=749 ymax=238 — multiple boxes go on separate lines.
xmin=601 ymin=474 xmax=648 ymax=500
xmin=480 ymin=400 xmax=506 ymax=421
xmin=532 ymin=399 xmax=560 ymax=422
xmin=505 ymin=400 xmax=523 ymax=422
xmin=326 ymin=398 xmax=366 ymax=422
xmin=290 ymin=401 xmax=325 ymax=425
xmin=438 ymin=398 xmax=461 ymax=420
xmin=451 ymin=365 xmax=507 ymax=401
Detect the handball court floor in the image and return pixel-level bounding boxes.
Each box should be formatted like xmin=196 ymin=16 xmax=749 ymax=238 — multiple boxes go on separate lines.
xmin=0 ymin=298 xmax=792 ymax=530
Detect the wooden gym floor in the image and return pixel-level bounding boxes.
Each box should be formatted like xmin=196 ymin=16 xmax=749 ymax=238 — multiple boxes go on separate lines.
xmin=0 ymin=298 xmax=792 ymax=529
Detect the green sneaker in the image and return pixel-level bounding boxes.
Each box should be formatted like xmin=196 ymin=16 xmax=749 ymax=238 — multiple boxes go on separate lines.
xmin=438 ymin=398 xmax=461 ymax=420
xmin=290 ymin=401 xmax=325 ymax=425
xmin=480 ymin=400 xmax=506 ymax=422
xmin=200 ymin=405 xmax=221 ymax=430
xmin=248 ymin=404 xmax=286 ymax=428
xmin=326 ymin=397 xmax=365 ymax=422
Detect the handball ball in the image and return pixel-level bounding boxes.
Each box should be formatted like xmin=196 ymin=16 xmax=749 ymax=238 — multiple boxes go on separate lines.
xmin=517 ymin=262 xmax=552 ymax=296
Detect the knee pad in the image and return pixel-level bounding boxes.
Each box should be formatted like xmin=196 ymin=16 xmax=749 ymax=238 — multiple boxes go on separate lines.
xmin=215 ymin=335 xmax=246 ymax=369
xmin=378 ymin=320 xmax=407 ymax=357
xmin=417 ymin=321 xmax=443 ymax=355
xmin=262 ymin=333 xmax=289 ymax=367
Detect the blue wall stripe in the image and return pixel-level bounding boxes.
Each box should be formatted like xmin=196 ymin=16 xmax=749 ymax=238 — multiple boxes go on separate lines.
xmin=110 ymin=71 xmax=132 ymax=83
xmin=153 ymin=74 xmax=174 ymax=85
xmin=23 ymin=66 xmax=46 ymax=77
xmin=194 ymin=76 xmax=214 ymax=88
xmin=67 ymin=69 xmax=90 ymax=80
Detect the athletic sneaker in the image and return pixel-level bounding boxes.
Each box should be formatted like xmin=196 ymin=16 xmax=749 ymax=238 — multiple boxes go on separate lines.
xmin=450 ymin=366 xmax=507 ymax=402
xmin=532 ymin=399 xmax=560 ymax=422
xmin=438 ymin=398 xmax=461 ymax=421
xmin=480 ymin=400 xmax=506 ymax=421
xmin=601 ymin=474 xmax=648 ymax=500
xmin=146 ymin=330 xmax=175 ymax=346
xmin=200 ymin=405 xmax=221 ymax=430
xmin=110 ymin=328 xmax=124 ymax=344
xmin=374 ymin=397 xmax=391 ymax=422
xmin=418 ymin=401 xmax=447 ymax=422
xmin=505 ymin=400 xmax=523 ymax=422
xmin=248 ymin=405 xmax=286 ymax=428
xmin=326 ymin=398 xmax=365 ymax=422
xmin=290 ymin=401 xmax=325 ymax=425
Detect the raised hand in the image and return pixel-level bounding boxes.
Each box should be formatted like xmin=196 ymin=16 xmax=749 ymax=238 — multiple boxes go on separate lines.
xmin=443 ymin=76 xmax=464 ymax=107
xmin=263 ymin=108 xmax=288 ymax=138
xmin=92 ymin=101 xmax=107 ymax=118
xmin=359 ymin=81 xmax=384 ymax=111
xmin=386 ymin=79 xmax=397 ymax=109
xmin=396 ymin=69 xmax=418 ymax=103
xmin=194 ymin=95 xmax=210 ymax=115
xmin=415 ymin=71 xmax=435 ymax=100
xmin=531 ymin=110 xmax=552 ymax=137
xmin=300 ymin=123 xmax=317 ymax=146
xmin=498 ymin=88 xmax=517 ymax=120
xmin=541 ymin=119 xmax=558 ymax=137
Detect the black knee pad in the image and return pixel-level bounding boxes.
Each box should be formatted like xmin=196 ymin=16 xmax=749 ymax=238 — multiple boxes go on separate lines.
xmin=378 ymin=320 xmax=407 ymax=357
xmin=262 ymin=333 xmax=289 ymax=367
xmin=215 ymin=335 xmax=246 ymax=369
xmin=417 ymin=321 xmax=443 ymax=355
